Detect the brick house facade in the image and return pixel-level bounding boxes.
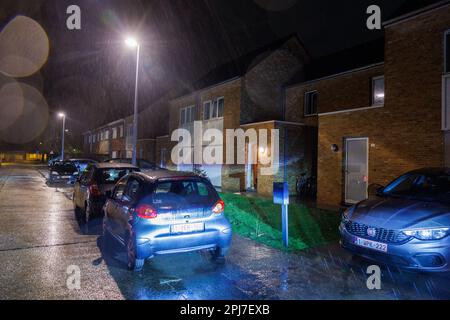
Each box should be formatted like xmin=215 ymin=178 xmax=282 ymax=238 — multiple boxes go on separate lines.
xmin=163 ymin=36 xmax=314 ymax=196
xmin=82 ymin=118 xmax=128 ymax=160
xmin=286 ymin=2 xmax=450 ymax=208
xmin=81 ymin=2 xmax=449 ymax=204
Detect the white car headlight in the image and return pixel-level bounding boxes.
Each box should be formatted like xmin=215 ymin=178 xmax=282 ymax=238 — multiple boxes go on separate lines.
xmin=402 ymin=228 xmax=449 ymax=240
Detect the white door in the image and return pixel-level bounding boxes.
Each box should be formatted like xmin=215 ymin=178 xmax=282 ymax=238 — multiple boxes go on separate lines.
xmin=345 ymin=138 xmax=369 ymax=204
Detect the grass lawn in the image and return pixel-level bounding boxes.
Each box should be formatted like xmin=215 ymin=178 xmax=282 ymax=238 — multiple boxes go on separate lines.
xmin=220 ymin=192 xmax=341 ymax=252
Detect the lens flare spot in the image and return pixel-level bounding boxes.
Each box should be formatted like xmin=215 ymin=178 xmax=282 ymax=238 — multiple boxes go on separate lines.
xmin=0 ymin=16 xmax=50 ymax=78
xmin=0 ymin=83 xmax=49 ymax=144
xmin=0 ymin=81 xmax=25 ymax=131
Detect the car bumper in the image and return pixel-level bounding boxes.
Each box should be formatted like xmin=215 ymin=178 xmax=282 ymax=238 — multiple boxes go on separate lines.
xmin=134 ymin=219 xmax=232 ymax=259
xmin=339 ymin=223 xmax=450 ymax=272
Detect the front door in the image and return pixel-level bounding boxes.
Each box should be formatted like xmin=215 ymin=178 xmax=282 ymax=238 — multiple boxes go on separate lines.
xmin=344 ymin=137 xmax=369 ymax=204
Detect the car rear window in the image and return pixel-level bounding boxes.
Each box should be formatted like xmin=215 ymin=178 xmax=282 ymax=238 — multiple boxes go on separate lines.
xmin=53 ymin=162 xmax=77 ymax=171
xmin=153 ymin=179 xmax=217 ymax=204
xmin=95 ymin=168 xmax=137 ymax=184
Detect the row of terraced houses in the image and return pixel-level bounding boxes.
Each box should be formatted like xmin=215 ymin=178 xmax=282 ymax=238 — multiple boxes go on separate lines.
xmin=83 ymin=2 xmax=450 ymax=209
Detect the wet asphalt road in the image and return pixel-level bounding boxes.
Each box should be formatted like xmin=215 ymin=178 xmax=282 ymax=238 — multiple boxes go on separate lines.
xmin=1 ymin=164 xmax=450 ymax=300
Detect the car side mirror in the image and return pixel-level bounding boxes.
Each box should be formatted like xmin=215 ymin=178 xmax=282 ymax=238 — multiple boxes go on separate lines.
xmin=368 ymin=183 xmax=384 ymax=196
xmin=105 ymin=190 xmax=112 ymax=199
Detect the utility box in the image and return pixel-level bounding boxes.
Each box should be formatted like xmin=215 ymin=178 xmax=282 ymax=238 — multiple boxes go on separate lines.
xmin=273 ymin=182 xmax=289 ymax=205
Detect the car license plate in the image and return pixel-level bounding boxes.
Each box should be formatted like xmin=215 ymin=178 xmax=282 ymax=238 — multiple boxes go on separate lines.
xmin=171 ymin=222 xmax=204 ymax=234
xmin=352 ymin=236 xmax=388 ymax=252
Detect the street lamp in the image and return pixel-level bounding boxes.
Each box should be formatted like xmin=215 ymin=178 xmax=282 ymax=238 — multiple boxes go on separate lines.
xmin=125 ymin=36 xmax=140 ymax=166
xmin=58 ymin=112 xmax=66 ymax=160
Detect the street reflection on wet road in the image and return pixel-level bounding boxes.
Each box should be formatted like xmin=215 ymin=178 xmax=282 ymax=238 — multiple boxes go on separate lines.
xmin=0 ymin=165 xmax=449 ymax=300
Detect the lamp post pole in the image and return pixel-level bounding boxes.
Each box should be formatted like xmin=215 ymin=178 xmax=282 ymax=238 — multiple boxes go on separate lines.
xmin=59 ymin=113 xmax=66 ymax=160
xmin=131 ymin=44 xmax=140 ymax=166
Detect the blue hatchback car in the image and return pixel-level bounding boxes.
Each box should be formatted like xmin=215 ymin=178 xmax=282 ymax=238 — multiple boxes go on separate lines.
xmin=340 ymin=168 xmax=450 ymax=272
xmin=102 ymin=170 xmax=232 ymax=271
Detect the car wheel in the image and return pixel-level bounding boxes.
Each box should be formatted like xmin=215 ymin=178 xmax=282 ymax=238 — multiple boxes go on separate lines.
xmin=126 ymin=232 xmax=144 ymax=272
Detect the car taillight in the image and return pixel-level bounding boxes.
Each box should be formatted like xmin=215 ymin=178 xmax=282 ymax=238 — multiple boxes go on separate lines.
xmin=212 ymin=199 xmax=224 ymax=214
xmin=89 ymin=184 xmax=101 ymax=197
xmin=136 ymin=204 xmax=158 ymax=219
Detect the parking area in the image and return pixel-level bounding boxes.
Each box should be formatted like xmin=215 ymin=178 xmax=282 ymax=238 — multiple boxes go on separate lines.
xmin=0 ymin=164 xmax=450 ymax=300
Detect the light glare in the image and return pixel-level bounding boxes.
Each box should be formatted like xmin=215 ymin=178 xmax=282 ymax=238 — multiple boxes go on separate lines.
xmin=125 ymin=37 xmax=138 ymax=48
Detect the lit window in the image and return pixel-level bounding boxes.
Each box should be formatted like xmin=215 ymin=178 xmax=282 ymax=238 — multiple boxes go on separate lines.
xmin=304 ymin=91 xmax=318 ymax=116
xmin=119 ymin=125 xmax=124 ymax=138
xmin=218 ymin=98 xmax=224 ymax=117
xmin=203 ymin=98 xmax=224 ymax=120
xmin=203 ymin=101 xmax=211 ymax=120
xmin=112 ymin=127 xmax=117 ymax=139
xmin=180 ymin=106 xmax=195 ymax=125
xmin=372 ymin=76 xmax=385 ymax=106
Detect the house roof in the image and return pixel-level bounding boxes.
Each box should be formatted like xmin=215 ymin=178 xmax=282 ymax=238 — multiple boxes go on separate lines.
xmin=286 ymin=0 xmax=448 ymax=88
xmin=285 ymin=37 xmax=384 ymax=87
xmin=189 ymin=34 xmax=308 ymax=92
xmin=383 ymin=0 xmax=449 ymax=26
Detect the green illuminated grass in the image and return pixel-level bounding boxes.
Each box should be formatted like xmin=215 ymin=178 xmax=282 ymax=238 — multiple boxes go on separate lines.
xmin=220 ymin=192 xmax=340 ymax=251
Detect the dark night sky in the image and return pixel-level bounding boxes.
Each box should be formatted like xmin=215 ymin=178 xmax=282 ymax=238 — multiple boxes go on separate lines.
xmin=0 ymin=0 xmax=440 ymax=151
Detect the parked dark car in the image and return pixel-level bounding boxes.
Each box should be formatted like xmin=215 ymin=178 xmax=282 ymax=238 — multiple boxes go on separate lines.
xmin=68 ymin=158 xmax=98 ymax=173
xmin=340 ymin=168 xmax=450 ymax=272
xmin=102 ymin=170 xmax=232 ymax=271
xmin=103 ymin=158 xmax=165 ymax=170
xmin=48 ymin=155 xmax=62 ymax=167
xmin=73 ymin=163 xmax=140 ymax=225
xmin=49 ymin=160 xmax=78 ymax=182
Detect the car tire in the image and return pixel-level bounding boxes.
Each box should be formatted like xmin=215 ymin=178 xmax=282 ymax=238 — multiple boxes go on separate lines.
xmin=126 ymin=232 xmax=144 ymax=272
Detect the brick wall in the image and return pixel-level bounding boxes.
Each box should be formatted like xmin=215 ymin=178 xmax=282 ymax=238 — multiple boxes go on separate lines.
xmin=314 ymin=7 xmax=450 ymax=207
xmin=168 ymin=79 xmax=242 ymax=190
xmin=285 ymin=65 xmax=384 ymax=126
